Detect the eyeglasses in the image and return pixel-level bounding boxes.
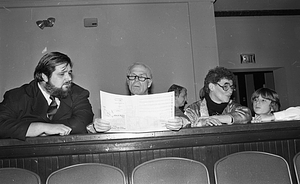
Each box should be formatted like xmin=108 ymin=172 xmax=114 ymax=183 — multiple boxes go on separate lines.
xmin=127 ymin=75 xmax=151 ymax=82
xmin=217 ymin=83 xmax=236 ymax=91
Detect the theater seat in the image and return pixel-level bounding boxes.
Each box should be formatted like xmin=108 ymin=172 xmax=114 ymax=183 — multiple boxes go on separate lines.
xmin=0 ymin=167 xmax=41 ymax=184
xmin=214 ymin=151 xmax=292 ymax=184
xmin=46 ymin=163 xmax=126 ymax=184
xmin=293 ymin=152 xmax=300 ymax=184
xmin=131 ymin=157 xmax=210 ymax=184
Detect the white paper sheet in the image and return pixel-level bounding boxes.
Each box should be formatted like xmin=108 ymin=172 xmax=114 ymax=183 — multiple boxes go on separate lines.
xmin=100 ymin=91 xmax=174 ymax=132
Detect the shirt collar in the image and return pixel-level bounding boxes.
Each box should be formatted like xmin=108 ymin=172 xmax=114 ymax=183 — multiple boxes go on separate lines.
xmin=38 ymin=82 xmax=52 ymax=105
xmin=37 ymin=82 xmax=60 ymax=107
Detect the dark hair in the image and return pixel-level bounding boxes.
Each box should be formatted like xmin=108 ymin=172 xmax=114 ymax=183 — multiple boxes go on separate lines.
xmin=251 ymin=87 xmax=281 ymax=112
xmin=168 ymin=84 xmax=187 ymax=97
xmin=34 ymin=52 xmax=73 ymax=82
xmin=202 ymin=66 xmax=235 ymax=98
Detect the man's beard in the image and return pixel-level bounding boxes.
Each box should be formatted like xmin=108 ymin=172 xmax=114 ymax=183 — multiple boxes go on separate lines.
xmin=44 ymin=81 xmax=72 ymax=99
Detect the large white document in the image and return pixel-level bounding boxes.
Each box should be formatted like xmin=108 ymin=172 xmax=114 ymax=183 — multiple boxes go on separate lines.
xmin=100 ymin=91 xmax=174 ymax=132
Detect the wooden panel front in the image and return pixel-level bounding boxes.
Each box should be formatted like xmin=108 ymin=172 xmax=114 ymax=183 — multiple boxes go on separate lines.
xmin=1 ymin=121 xmax=300 ymax=183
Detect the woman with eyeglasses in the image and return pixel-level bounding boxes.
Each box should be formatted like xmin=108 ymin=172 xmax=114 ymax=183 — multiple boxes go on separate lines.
xmin=184 ymin=66 xmax=252 ymax=127
xmin=251 ymin=88 xmax=300 ymax=122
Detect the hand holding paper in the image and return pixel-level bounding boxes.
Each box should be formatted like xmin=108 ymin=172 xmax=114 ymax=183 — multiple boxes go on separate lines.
xmin=100 ymin=91 xmax=175 ymax=132
xmin=93 ymin=118 xmax=111 ymax=132
xmin=166 ymin=117 xmax=183 ymax=131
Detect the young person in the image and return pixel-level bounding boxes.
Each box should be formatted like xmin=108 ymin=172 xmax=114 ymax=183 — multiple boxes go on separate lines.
xmin=251 ymin=88 xmax=300 ymax=122
xmin=251 ymin=88 xmax=280 ymax=123
xmin=168 ymin=84 xmax=188 ymax=116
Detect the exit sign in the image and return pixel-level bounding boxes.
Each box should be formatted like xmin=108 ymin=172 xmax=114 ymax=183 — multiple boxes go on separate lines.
xmin=240 ymin=54 xmax=255 ymax=64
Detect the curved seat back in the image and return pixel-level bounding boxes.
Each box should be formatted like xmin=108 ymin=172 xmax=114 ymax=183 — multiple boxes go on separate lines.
xmin=46 ymin=163 xmax=126 ymax=184
xmin=214 ymin=151 xmax=292 ymax=184
xmin=293 ymin=152 xmax=300 ymax=184
xmin=0 ymin=167 xmax=41 ymax=184
xmin=131 ymin=157 xmax=210 ymax=184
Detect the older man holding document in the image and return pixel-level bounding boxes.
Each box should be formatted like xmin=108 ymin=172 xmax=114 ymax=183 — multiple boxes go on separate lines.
xmin=87 ymin=62 xmax=189 ymax=133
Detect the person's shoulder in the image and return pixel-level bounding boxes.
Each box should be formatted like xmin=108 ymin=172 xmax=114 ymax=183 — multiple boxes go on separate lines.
xmin=186 ymin=100 xmax=202 ymax=109
xmin=229 ymin=100 xmax=246 ymax=107
xmin=228 ymin=100 xmax=251 ymax=112
xmin=70 ymin=83 xmax=90 ymax=96
xmin=4 ymin=81 xmax=34 ymax=98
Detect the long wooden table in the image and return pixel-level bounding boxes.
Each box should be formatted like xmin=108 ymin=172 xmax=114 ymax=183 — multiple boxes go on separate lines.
xmin=1 ymin=121 xmax=300 ymax=183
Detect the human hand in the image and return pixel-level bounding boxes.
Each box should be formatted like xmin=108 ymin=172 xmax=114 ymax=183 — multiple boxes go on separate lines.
xmin=26 ymin=122 xmax=72 ymax=137
xmin=43 ymin=124 xmax=72 ymax=136
xmin=252 ymin=114 xmax=275 ymax=123
xmin=93 ymin=118 xmax=111 ymax=132
xmin=166 ymin=117 xmax=183 ymax=131
xmin=194 ymin=117 xmax=222 ymax=127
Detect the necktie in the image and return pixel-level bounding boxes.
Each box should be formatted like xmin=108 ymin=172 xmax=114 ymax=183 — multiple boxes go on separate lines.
xmin=47 ymin=96 xmax=58 ymax=120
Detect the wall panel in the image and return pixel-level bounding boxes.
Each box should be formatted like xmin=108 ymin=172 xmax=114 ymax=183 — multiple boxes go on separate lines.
xmin=1 ymin=121 xmax=300 ymax=183
xmin=0 ymin=0 xmax=218 ymax=117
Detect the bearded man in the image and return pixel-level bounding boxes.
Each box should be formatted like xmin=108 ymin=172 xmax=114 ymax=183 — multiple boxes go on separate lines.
xmin=0 ymin=52 xmax=93 ymax=140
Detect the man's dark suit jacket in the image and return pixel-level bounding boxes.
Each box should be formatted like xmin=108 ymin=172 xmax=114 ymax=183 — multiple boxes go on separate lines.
xmin=0 ymin=80 xmax=94 ymax=140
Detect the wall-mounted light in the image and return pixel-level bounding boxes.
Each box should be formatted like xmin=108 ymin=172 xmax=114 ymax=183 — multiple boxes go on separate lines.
xmin=36 ymin=17 xmax=55 ymax=29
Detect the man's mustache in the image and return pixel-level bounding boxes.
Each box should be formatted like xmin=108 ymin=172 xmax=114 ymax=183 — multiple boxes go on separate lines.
xmin=64 ymin=81 xmax=72 ymax=86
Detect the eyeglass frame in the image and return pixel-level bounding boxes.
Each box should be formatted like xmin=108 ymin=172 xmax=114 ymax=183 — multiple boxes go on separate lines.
xmin=127 ymin=75 xmax=151 ymax=82
xmin=216 ymin=83 xmax=236 ymax=91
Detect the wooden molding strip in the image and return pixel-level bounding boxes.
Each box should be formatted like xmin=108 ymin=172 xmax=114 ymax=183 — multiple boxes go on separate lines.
xmin=215 ymin=9 xmax=300 ymax=17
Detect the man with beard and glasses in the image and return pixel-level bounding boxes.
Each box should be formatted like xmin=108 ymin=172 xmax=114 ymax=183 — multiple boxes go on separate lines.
xmin=0 ymin=52 xmax=93 ymax=140
xmin=184 ymin=66 xmax=252 ymax=127
xmin=86 ymin=62 xmax=189 ymax=133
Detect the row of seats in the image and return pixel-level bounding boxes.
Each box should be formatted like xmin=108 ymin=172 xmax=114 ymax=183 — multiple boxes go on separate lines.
xmin=1 ymin=151 xmax=300 ymax=184
xmin=132 ymin=151 xmax=295 ymax=184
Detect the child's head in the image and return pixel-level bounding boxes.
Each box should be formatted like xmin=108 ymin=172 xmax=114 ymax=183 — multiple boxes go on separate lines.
xmin=168 ymin=84 xmax=187 ymax=108
xmin=251 ymin=88 xmax=280 ymax=115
